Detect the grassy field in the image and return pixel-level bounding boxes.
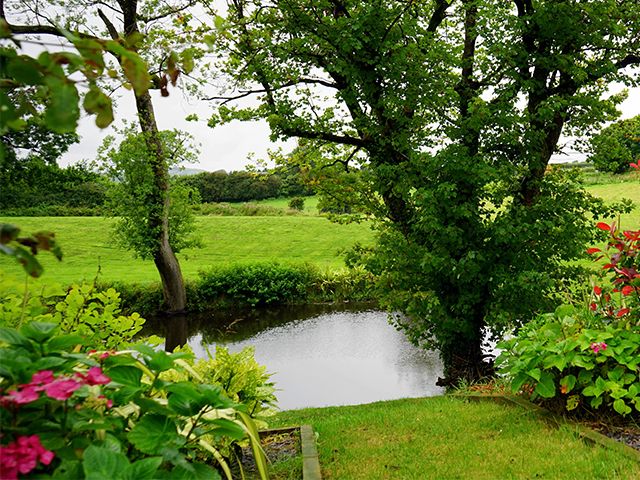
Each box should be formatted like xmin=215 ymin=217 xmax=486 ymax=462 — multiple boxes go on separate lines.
xmin=267 ymin=396 xmax=640 ymax=480
xmin=0 ymin=216 xmax=375 ymax=285
xmin=0 ymin=181 xmax=637 ymax=287
xmin=256 ymin=195 xmax=320 ymax=214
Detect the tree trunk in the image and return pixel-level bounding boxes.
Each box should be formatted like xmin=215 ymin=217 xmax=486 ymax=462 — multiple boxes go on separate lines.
xmin=135 ymin=91 xmax=187 ymax=313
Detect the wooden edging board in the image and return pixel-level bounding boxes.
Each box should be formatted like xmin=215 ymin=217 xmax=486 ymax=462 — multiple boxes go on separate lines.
xmin=451 ymin=393 xmax=640 ymax=462
xmin=259 ymin=425 xmax=322 ymax=480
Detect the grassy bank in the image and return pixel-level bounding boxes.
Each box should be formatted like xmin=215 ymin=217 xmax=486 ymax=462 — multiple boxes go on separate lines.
xmin=267 ymin=396 xmax=640 ymax=479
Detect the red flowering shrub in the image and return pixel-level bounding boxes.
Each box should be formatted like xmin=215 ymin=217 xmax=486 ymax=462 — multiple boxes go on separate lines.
xmin=497 ymin=222 xmax=640 ymax=417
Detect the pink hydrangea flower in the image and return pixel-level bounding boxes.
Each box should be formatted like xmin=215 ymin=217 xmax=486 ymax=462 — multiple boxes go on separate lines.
xmin=0 ymin=435 xmax=54 ymax=479
xmin=30 ymin=370 xmax=55 ymax=386
xmin=78 ymin=367 xmax=111 ymax=386
xmin=44 ymin=378 xmax=81 ymax=401
xmin=590 ymin=342 xmax=608 ymax=354
xmin=3 ymin=386 xmax=40 ymax=405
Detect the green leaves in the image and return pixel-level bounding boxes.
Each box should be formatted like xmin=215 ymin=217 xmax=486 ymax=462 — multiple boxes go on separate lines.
xmin=84 ymin=87 xmax=114 ymax=128
xmin=127 ymin=414 xmax=183 ymax=455
xmin=83 ymin=445 xmax=162 ymax=480
xmin=498 ymin=306 xmax=640 ymax=417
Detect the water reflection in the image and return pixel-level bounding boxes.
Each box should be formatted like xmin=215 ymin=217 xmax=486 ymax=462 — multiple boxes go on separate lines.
xmin=145 ymin=305 xmax=445 ymax=410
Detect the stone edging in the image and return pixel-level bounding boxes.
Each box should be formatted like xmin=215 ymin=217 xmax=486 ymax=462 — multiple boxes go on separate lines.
xmin=259 ymin=425 xmax=322 ymax=479
xmin=451 ymin=393 xmax=640 ymax=462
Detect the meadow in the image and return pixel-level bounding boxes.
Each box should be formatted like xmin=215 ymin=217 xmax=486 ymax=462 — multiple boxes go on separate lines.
xmin=0 ymin=216 xmax=374 ymax=285
xmin=0 ymin=179 xmax=637 ymax=287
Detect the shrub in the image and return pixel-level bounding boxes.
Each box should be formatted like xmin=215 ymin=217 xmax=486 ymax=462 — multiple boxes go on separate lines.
xmin=497 ymin=222 xmax=640 ymax=417
xmin=0 ymin=323 xmax=268 ymax=479
xmin=588 ymin=115 xmax=640 ymax=174
xmin=198 ymin=263 xmax=314 ymax=307
xmin=288 ymin=197 xmax=305 ymax=211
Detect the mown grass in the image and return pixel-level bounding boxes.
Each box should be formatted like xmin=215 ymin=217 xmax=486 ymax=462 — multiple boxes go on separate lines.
xmin=0 ymin=216 xmax=375 ymax=285
xmin=0 ymin=181 xmax=637 ymax=286
xmin=267 ymin=396 xmax=640 ymax=480
xmin=256 ymin=195 xmax=320 ymax=215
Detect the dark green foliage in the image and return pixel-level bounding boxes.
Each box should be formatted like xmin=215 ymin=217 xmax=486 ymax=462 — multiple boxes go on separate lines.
xmin=197 ymin=263 xmax=314 ymax=307
xmin=102 ymin=265 xmax=376 ymax=315
xmin=214 ymin=0 xmax=640 ymax=384
xmin=288 ymin=197 xmax=304 ymax=211
xmin=0 ymin=160 xmax=106 ymax=212
xmin=177 ymin=167 xmax=313 ymax=204
xmin=589 ymin=116 xmax=640 ymax=174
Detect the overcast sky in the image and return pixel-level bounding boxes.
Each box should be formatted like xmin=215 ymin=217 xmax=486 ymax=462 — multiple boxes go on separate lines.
xmin=60 ymin=82 xmax=640 ymax=173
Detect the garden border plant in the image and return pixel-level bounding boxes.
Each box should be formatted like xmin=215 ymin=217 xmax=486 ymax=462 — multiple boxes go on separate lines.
xmin=497 ymin=221 xmax=640 ymax=418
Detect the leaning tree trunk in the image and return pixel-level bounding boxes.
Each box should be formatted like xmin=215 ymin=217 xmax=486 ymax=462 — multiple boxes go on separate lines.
xmin=134 ymin=91 xmax=187 ymax=313
xmin=113 ymin=1 xmax=187 ymax=313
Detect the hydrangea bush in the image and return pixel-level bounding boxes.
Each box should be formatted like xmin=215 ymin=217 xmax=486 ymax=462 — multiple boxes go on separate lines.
xmin=497 ymin=222 xmax=640 ymax=416
xmin=0 ymin=322 xmax=268 ymax=479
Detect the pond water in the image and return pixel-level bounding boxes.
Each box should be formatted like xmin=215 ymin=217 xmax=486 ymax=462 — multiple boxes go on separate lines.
xmin=146 ymin=304 xmax=444 ymax=410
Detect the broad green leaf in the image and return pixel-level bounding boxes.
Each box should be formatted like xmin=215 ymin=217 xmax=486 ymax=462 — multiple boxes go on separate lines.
xmin=83 ymin=87 xmax=114 ymax=128
xmin=534 ymin=372 xmax=556 ymax=398
xmin=0 ymin=327 xmax=30 ymax=346
xmin=127 ymin=414 xmax=182 ymax=455
xmin=83 ymin=445 xmax=129 ymax=480
xmin=44 ymin=78 xmax=80 ymax=133
xmin=122 ymin=457 xmax=162 ymax=480
xmin=21 ymin=321 xmax=57 ymax=342
xmin=559 ymin=374 xmax=576 ymax=393
xmin=106 ymin=366 xmax=143 ymax=387
xmin=47 ymin=334 xmax=84 ymax=352
xmin=613 ymin=398 xmax=632 ymax=416
xmin=167 ymin=463 xmax=221 ymax=480
xmin=7 ymin=56 xmax=43 ymax=85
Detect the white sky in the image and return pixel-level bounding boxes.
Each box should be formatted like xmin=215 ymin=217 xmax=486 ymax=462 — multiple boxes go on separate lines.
xmin=60 ymin=84 xmax=640 ymax=172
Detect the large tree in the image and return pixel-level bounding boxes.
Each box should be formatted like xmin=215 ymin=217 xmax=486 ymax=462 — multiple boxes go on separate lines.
xmin=212 ymin=0 xmax=640 ymax=383
xmin=2 ymin=0 xmax=209 ymax=312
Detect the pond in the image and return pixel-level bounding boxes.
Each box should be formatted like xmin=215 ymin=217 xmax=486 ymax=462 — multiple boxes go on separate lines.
xmin=145 ymin=304 xmax=444 ymax=410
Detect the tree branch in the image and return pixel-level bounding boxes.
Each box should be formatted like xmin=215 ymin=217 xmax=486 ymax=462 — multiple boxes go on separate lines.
xmin=98 ymin=8 xmax=120 ymax=40
xmin=427 ymin=0 xmax=452 ymax=33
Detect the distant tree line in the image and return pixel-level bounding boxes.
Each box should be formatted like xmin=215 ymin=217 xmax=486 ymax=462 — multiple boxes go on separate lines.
xmin=174 ymin=167 xmax=314 ymax=204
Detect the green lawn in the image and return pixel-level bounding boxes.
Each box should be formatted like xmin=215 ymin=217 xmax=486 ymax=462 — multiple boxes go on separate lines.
xmin=256 ymin=195 xmax=320 ymax=214
xmin=0 ymin=216 xmax=374 ymax=285
xmin=1 ymin=181 xmax=637 ymax=287
xmin=268 ymin=396 xmax=640 ymax=480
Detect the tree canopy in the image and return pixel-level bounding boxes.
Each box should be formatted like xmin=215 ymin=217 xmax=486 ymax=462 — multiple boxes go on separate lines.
xmin=588 ymin=115 xmax=640 ymax=174
xmin=212 ymin=0 xmax=640 ymax=382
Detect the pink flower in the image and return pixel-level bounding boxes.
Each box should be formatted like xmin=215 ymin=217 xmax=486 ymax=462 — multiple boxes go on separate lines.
xmin=78 ymin=367 xmax=111 ymax=386
xmin=0 ymin=435 xmax=54 ymax=479
xmin=3 ymin=386 xmax=40 ymax=405
xmin=30 ymin=370 xmax=55 ymax=386
xmin=98 ymin=395 xmax=113 ymax=408
xmin=590 ymin=342 xmax=608 ymax=354
xmin=44 ymin=378 xmax=81 ymax=401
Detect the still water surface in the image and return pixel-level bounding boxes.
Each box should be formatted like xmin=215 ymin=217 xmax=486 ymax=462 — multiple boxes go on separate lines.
xmin=150 ymin=305 xmax=444 ymax=410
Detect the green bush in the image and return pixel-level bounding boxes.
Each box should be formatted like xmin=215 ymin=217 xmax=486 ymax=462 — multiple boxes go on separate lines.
xmin=198 ymin=263 xmax=314 ymax=307
xmin=288 ymin=197 xmax=305 ymax=211
xmin=99 ymin=264 xmax=378 ymax=315
xmin=588 ymin=115 xmax=640 ymax=174
xmin=497 ymin=222 xmax=640 ymax=417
